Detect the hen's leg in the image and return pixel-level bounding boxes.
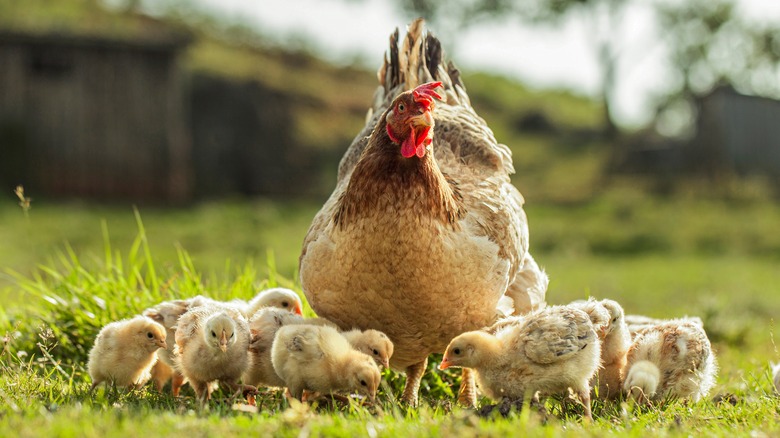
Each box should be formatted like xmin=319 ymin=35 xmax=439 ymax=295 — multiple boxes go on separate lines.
xmin=457 ymin=368 xmax=477 ymax=408
xmin=400 ymin=357 xmax=428 ymax=407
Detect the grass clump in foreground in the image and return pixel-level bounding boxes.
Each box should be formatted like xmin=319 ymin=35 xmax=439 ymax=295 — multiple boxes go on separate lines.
xmin=2 ymin=216 xmax=780 ymax=437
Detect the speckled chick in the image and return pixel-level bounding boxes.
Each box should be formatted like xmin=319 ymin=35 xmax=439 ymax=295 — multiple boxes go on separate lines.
xmin=271 ymin=324 xmax=381 ymax=402
xmin=245 ymin=287 xmax=303 ymax=319
xmin=340 ymin=328 xmax=394 ymax=369
xmin=440 ymin=305 xmax=601 ymax=419
xmin=173 ymin=306 xmax=253 ymax=400
xmin=625 ymin=314 xmax=703 ymax=338
xmin=243 ymin=307 xmax=305 ymax=388
xmin=87 ymin=315 xmax=167 ymax=391
xmin=623 ymin=320 xmax=717 ymax=403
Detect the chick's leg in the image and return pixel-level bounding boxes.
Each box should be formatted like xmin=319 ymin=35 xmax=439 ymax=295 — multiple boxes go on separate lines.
xmin=171 ymin=372 xmax=185 ymax=397
xmin=457 ymin=368 xmax=477 ymax=408
xmin=400 ymin=357 xmax=428 ymax=407
xmin=575 ymin=387 xmax=593 ymax=421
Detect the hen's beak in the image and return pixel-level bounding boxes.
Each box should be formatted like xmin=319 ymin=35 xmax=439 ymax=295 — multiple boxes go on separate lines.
xmin=438 ymin=356 xmax=451 ymax=370
xmin=409 ymin=109 xmax=434 ymax=129
xmin=219 ymin=330 xmax=228 ymax=352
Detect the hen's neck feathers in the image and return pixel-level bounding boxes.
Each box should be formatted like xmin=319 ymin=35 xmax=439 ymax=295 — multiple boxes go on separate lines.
xmin=334 ymin=114 xmax=464 ymax=229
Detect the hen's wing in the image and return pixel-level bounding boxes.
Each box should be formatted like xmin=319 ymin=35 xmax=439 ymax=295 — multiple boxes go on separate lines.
xmin=518 ymin=307 xmax=596 ymax=364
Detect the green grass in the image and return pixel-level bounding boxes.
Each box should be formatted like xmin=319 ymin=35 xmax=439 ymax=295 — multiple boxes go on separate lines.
xmin=2 ymin=196 xmax=780 ymax=436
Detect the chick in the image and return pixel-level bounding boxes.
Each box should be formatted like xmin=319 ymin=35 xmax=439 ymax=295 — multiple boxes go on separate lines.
xmin=87 ymin=315 xmax=167 ymax=391
xmin=771 ymin=362 xmax=780 ymax=394
xmin=568 ymin=298 xmax=611 ymax=336
xmin=623 ymin=320 xmax=717 ymax=403
xmin=245 ymin=287 xmax=303 ymax=318
xmin=596 ymin=299 xmax=631 ymax=399
xmin=440 ymin=305 xmax=601 ymax=419
xmin=143 ymin=299 xmax=191 ymax=395
xmin=340 ymin=328 xmax=394 ymax=369
xmin=625 ymin=314 xmax=703 ymax=338
xmin=173 ymin=306 xmax=253 ymax=401
xmin=243 ymin=307 xmax=305 ymax=388
xmin=271 ymin=324 xmax=381 ymax=402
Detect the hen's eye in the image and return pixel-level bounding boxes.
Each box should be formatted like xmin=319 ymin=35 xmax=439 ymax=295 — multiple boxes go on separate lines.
xmin=147 ymin=332 xmax=153 ymax=339
xmin=360 ymin=380 xmax=367 ymax=386
xmin=398 ymin=103 xmax=405 ymax=112
xmin=373 ymin=349 xmax=379 ymax=356
xmin=282 ymin=302 xmax=289 ymax=307
xmin=453 ymin=348 xmax=461 ymax=355
xmin=211 ymin=331 xmax=217 ymax=337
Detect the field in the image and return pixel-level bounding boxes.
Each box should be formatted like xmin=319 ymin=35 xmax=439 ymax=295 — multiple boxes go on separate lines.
xmin=2 ymin=188 xmax=780 ymax=437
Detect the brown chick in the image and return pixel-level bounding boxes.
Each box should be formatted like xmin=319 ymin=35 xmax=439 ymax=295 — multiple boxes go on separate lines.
xmin=439 ymin=306 xmax=601 ymax=419
xmin=143 ymin=299 xmax=191 ymax=395
xmin=271 ymin=324 xmax=381 ymax=402
xmin=245 ymin=287 xmax=303 ymax=319
xmin=87 ymin=315 xmax=167 ymax=391
xmin=340 ymin=328 xmax=394 ymax=369
xmin=623 ymin=320 xmax=717 ymax=403
xmin=243 ymin=307 xmax=305 ymax=388
xmin=173 ymin=306 xmax=253 ymax=401
xmin=596 ymin=299 xmax=631 ymax=399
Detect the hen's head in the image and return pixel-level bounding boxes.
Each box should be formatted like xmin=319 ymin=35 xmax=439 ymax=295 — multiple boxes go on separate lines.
xmin=385 ymin=81 xmax=443 ymax=159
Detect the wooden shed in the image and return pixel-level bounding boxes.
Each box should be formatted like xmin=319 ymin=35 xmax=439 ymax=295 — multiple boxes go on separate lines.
xmin=0 ymin=29 xmax=192 ymax=200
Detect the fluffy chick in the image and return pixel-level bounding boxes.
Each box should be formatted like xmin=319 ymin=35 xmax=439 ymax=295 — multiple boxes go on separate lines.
xmin=243 ymin=307 xmax=305 ymax=388
xmin=173 ymin=306 xmax=253 ymax=401
xmin=440 ymin=305 xmax=601 ymax=419
xmin=623 ymin=320 xmax=717 ymax=403
xmin=271 ymin=324 xmax=381 ymax=402
xmin=245 ymin=287 xmax=303 ymax=319
xmin=87 ymin=315 xmax=167 ymax=391
xmin=625 ymin=314 xmax=703 ymax=338
xmin=771 ymin=362 xmax=780 ymax=394
xmin=596 ymin=299 xmax=631 ymax=399
xmin=340 ymin=328 xmax=394 ymax=369
xmin=143 ymin=299 xmax=191 ymax=395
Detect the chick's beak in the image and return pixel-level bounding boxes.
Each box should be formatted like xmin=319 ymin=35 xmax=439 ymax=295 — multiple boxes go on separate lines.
xmin=381 ymin=358 xmax=390 ymax=369
xmin=293 ymin=304 xmax=303 ymax=316
xmin=219 ymin=329 xmax=228 ymax=352
xmin=157 ymin=339 xmax=167 ymax=350
xmin=438 ymin=356 xmax=451 ymax=370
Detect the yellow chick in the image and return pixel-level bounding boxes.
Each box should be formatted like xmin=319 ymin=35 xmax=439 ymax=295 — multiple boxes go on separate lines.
xmin=243 ymin=307 xmax=305 ymax=388
xmin=623 ymin=320 xmax=717 ymax=403
xmin=245 ymin=287 xmax=303 ymax=318
xmin=173 ymin=306 xmax=253 ymax=401
xmin=340 ymin=328 xmax=394 ymax=369
xmin=596 ymin=299 xmax=631 ymax=399
xmin=87 ymin=315 xmax=167 ymax=391
xmin=440 ymin=305 xmax=601 ymax=419
xmin=271 ymin=324 xmax=381 ymax=402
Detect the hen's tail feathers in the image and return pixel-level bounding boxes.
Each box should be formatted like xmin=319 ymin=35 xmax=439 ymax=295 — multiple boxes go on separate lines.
xmin=372 ymin=18 xmax=469 ymax=118
xmin=623 ymin=360 xmax=660 ymax=402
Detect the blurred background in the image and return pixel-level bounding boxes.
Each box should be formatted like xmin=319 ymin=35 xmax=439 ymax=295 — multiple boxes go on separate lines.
xmin=2 ymin=0 xmax=780 ymax=350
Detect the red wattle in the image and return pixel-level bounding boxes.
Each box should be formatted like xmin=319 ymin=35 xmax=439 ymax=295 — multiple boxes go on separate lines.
xmin=400 ymin=128 xmax=416 ymax=158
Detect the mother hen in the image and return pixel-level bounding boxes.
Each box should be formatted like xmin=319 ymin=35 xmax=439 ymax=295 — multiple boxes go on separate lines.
xmin=299 ymin=19 xmax=548 ymax=406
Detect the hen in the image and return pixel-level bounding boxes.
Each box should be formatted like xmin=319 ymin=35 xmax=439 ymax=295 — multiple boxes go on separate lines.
xmin=439 ymin=305 xmax=600 ymax=419
xmin=299 ymin=19 xmax=547 ymax=406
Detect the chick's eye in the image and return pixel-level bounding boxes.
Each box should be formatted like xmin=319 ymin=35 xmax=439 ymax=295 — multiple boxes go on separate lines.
xmin=373 ymin=349 xmax=379 ymax=356
xmin=282 ymin=302 xmax=289 ymax=307
xmin=453 ymin=348 xmax=461 ymax=355
xmin=147 ymin=332 xmax=153 ymax=339
xmin=360 ymin=380 xmax=367 ymax=386
xmin=211 ymin=331 xmax=217 ymax=337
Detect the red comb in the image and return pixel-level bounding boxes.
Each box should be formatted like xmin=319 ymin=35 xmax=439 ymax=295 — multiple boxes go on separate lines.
xmin=412 ymin=82 xmax=443 ymax=110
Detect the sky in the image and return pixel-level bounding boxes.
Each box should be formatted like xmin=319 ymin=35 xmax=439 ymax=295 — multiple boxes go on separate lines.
xmin=191 ymin=0 xmax=780 ymax=128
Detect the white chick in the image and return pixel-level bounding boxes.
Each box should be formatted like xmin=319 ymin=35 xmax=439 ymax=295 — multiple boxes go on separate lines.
xmin=771 ymin=362 xmax=780 ymax=394
xmin=271 ymin=324 xmax=381 ymax=402
xmin=625 ymin=314 xmax=703 ymax=338
xmin=173 ymin=306 xmax=253 ymax=401
xmin=243 ymin=307 xmax=305 ymax=388
xmin=340 ymin=328 xmax=394 ymax=369
xmin=87 ymin=315 xmax=167 ymax=391
xmin=245 ymin=287 xmax=303 ymax=318
xmin=596 ymin=299 xmax=631 ymax=399
xmin=440 ymin=305 xmax=601 ymax=419
xmin=623 ymin=320 xmax=717 ymax=403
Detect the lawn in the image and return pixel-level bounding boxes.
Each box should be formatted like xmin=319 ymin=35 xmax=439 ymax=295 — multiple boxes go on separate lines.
xmin=1 ymin=193 xmax=780 ymax=436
